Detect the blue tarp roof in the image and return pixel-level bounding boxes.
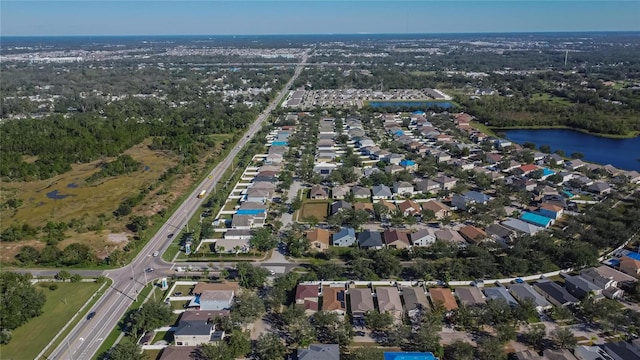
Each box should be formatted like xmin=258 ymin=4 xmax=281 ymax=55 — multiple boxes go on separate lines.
xmin=384 ymin=352 xmax=436 ymax=360
xmin=236 ymin=209 xmax=265 ymax=215
xmin=521 ymin=212 xmax=553 ymax=227
xmin=272 ymin=141 xmax=288 ymax=146
xmin=626 ymin=252 xmax=640 ymax=261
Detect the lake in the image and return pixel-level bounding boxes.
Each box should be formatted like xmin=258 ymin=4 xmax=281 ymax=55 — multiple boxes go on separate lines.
xmin=503 ymin=129 xmax=640 ymax=171
xmin=368 ymin=101 xmax=454 ymax=109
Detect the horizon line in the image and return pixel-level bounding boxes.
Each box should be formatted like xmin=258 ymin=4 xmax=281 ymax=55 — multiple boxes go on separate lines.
xmin=2 ymin=30 xmax=640 ymax=38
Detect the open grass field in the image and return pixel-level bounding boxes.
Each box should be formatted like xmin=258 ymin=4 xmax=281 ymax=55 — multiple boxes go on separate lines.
xmin=0 ymin=141 xmax=179 ymax=229
xmin=0 ymin=135 xmax=232 ymax=263
xmin=530 ymin=93 xmax=572 ymax=106
xmin=300 ymin=202 xmax=328 ymax=221
xmin=0 ymin=281 xmax=101 ymax=360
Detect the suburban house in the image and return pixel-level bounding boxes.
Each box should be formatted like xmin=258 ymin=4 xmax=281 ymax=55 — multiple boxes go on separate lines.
xmin=435 ymin=229 xmax=466 ymax=247
xmin=483 ymin=286 xmax=519 ymax=307
xmin=415 ymin=179 xmax=441 ymax=193
xmin=501 ymin=218 xmax=544 ymax=235
xmin=349 ymin=288 xmax=375 ymax=318
xmin=534 ymin=281 xmax=579 ymax=308
xmin=458 ymin=225 xmax=488 ymax=244
xmin=398 ymin=200 xmax=422 ymax=217
xmin=295 ymin=344 xmax=340 ymax=360
xmin=384 ymin=164 xmax=404 ymax=174
xmin=321 ymin=287 xmax=346 ymax=315
xmin=434 ymin=175 xmax=457 ymax=190
xmin=314 ymin=163 xmax=338 ymax=177
xmin=310 ymin=185 xmax=329 ymax=200
xmin=451 ymin=191 xmax=492 ymax=211
xmin=352 ymin=186 xmax=372 ymax=199
xmin=158 ymin=346 xmax=199 ymax=360
xmin=587 ymin=182 xmax=612 ymax=195
xmin=420 ymin=200 xmax=451 ymax=219
xmin=188 ymin=290 xmax=235 ymax=311
xmin=353 ymin=202 xmax=374 ymax=216
xmin=245 ymin=188 xmax=271 ymax=204
xmin=509 ymin=283 xmax=552 ymax=312
xmin=619 ymin=255 xmax=640 ymax=278
xmin=378 ymin=199 xmax=397 ymax=213
xmin=306 ymin=228 xmax=331 ymax=252
xmin=174 ymin=315 xmax=224 ymax=347
xmin=215 ymin=236 xmax=250 ymax=254
xmin=393 ymin=181 xmax=414 ymax=196
xmin=331 ymin=185 xmax=350 ymax=200
xmin=265 ymin=153 xmax=283 ymax=165
xmin=402 ymin=287 xmax=431 ymax=320
xmin=410 ymin=228 xmax=437 ymax=247
xmin=428 ymin=288 xmax=458 ymax=311
xmin=520 ymin=212 xmax=554 ymax=228
xmin=486 ymin=223 xmax=515 ymax=244
xmin=332 ymin=227 xmax=357 ymax=247
xmin=579 ymin=268 xmax=624 ymax=299
xmin=357 ymin=230 xmax=384 ymax=249
xmin=372 ymin=184 xmax=393 ymax=199
xmin=455 ymin=286 xmax=487 ymax=306
xmin=376 ymin=287 xmax=404 ymax=322
xmin=295 ymin=284 xmax=320 ymax=313
xmin=383 ymin=229 xmax=411 ymax=249
xmin=330 ymin=200 xmax=352 ymax=216
xmin=564 ymin=275 xmax=605 ymax=300
xmin=538 ymin=203 xmax=564 ymax=220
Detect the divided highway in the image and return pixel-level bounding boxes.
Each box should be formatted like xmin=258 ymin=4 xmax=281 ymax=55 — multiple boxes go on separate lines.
xmin=46 ymin=51 xmax=309 ymax=360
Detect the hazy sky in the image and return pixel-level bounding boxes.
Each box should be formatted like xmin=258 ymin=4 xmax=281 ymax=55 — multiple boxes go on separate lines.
xmin=2 ymin=1 xmax=639 ymax=36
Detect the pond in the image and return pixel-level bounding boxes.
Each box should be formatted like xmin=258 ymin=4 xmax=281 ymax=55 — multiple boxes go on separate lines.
xmin=46 ymin=190 xmax=73 ymax=200
xmin=503 ymin=129 xmax=640 ymax=171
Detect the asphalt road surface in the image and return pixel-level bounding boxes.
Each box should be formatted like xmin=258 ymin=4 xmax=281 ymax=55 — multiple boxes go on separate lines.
xmin=46 ymin=50 xmax=310 ymax=360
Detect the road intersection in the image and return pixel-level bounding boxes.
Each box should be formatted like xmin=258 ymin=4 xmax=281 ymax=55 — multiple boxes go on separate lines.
xmin=44 ymin=51 xmax=310 ymax=360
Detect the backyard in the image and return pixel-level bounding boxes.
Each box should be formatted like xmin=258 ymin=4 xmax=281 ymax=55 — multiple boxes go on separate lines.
xmin=300 ymin=201 xmax=329 ymax=222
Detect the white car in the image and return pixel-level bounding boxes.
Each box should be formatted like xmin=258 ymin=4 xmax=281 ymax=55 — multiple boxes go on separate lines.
xmin=153 ymin=251 xmax=159 ymax=257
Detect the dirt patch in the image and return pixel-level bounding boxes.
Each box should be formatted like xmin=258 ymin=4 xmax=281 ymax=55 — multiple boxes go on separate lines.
xmin=0 ymin=240 xmax=45 ymax=262
xmin=108 ymin=232 xmax=130 ymax=244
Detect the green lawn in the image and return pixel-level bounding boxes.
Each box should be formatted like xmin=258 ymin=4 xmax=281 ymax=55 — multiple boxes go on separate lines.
xmin=300 ymin=202 xmax=329 ymax=221
xmin=0 ymin=282 xmax=101 ymax=360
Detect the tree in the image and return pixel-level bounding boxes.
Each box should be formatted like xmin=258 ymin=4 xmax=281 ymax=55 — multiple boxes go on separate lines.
xmin=126 ymin=300 xmax=172 ymax=337
xmin=0 ymin=272 xmax=46 ymax=344
xmin=231 ymin=291 xmax=265 ymax=325
xmin=234 ymin=263 xmax=268 ymax=289
xmin=227 ymin=330 xmax=252 ymax=358
xmin=61 ymin=243 xmax=95 ymax=266
xmin=104 ymin=340 xmax=146 ymax=360
xmin=249 ymin=227 xmax=277 ymax=252
xmin=364 ymin=311 xmax=394 ymax=333
xmin=477 ymin=336 xmax=506 ymax=360
xmin=16 ymin=246 xmax=39 ymax=264
xmin=254 ymin=333 xmax=286 ymax=360
xmin=495 ymin=323 xmax=516 ymax=343
xmin=552 ymin=327 xmax=577 ymax=349
xmin=525 ymin=324 xmax=547 ymax=349
xmin=56 ymin=270 xmax=72 ymax=281
xmin=539 ymin=144 xmax=551 ymax=153
xmin=373 ymin=202 xmax=389 ymax=221
xmin=443 ymin=340 xmax=475 ymax=360
xmin=198 ymin=342 xmax=232 ymax=360
xmin=570 ymin=152 xmax=584 ymax=159
xmin=127 ymin=215 xmax=149 ymax=233
xmin=312 ymin=311 xmax=353 ymax=347
xmin=369 ymin=250 xmax=401 ymax=279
